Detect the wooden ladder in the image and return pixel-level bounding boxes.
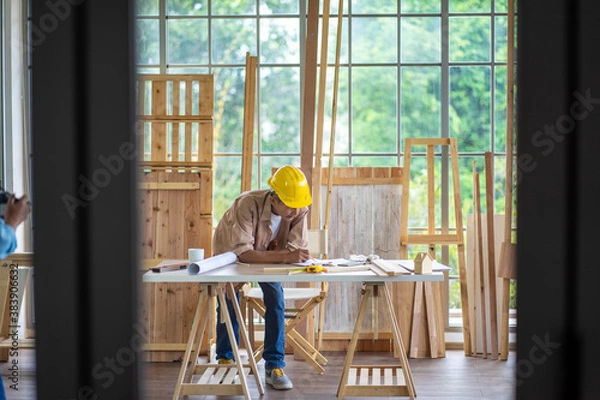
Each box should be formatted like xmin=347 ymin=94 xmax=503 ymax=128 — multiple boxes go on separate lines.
xmin=400 ymin=137 xmax=472 ymax=357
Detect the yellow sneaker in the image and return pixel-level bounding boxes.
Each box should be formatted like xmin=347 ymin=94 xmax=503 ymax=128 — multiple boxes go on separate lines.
xmin=218 ymin=358 xmax=233 ymax=364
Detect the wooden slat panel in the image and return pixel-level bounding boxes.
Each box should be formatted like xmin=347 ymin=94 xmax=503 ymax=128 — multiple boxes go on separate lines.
xmin=320 ymin=168 xmax=401 ymax=339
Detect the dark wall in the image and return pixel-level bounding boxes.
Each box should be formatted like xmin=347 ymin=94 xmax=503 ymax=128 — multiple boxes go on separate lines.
xmin=517 ymin=0 xmax=600 ymax=399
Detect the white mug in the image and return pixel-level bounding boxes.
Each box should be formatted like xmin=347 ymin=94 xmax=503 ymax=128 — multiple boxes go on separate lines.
xmin=188 ymin=248 xmax=205 ymax=262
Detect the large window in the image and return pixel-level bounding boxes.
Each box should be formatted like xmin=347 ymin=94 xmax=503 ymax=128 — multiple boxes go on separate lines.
xmin=135 ymin=0 xmax=517 ymax=315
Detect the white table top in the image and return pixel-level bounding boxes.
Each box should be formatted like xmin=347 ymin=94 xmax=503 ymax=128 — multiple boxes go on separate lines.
xmin=142 ymin=260 xmax=448 ymax=283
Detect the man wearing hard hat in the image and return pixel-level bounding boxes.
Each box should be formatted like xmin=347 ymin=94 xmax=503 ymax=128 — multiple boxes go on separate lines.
xmin=212 ymin=165 xmax=313 ymax=390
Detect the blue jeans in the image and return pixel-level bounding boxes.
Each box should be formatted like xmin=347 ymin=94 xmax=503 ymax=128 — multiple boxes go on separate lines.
xmin=216 ymin=282 xmax=286 ymax=370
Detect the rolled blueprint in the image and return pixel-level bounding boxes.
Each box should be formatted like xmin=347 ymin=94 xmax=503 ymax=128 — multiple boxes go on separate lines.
xmin=187 ymin=251 xmax=237 ymax=275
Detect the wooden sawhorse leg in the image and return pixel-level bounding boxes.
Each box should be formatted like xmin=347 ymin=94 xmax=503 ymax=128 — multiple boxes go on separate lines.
xmin=247 ymin=296 xmax=328 ymax=373
xmin=337 ymin=282 xmax=416 ymax=400
xmin=172 ymin=283 xmax=264 ymax=400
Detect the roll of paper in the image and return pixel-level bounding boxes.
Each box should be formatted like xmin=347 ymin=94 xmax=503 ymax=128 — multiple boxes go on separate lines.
xmin=187 ymin=251 xmax=237 ymax=275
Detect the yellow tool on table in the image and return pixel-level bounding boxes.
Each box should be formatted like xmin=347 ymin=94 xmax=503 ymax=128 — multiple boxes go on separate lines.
xmin=289 ymin=265 xmax=328 ymax=274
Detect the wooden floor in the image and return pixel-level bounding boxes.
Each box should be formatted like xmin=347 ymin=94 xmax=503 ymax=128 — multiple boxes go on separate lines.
xmin=2 ymin=349 xmax=515 ymax=399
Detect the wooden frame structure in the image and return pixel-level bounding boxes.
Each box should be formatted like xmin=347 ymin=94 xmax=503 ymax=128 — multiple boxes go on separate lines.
xmin=400 ymin=137 xmax=472 ymax=356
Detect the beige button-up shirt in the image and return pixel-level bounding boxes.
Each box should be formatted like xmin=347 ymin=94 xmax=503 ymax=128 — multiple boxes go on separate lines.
xmin=213 ymin=190 xmax=309 ymax=257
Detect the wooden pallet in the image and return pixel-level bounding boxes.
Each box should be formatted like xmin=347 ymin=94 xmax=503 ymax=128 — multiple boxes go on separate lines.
xmin=136 ymin=74 xmax=215 ymax=362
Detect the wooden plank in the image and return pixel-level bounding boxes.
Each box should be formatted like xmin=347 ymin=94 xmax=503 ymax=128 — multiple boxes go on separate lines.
xmin=384 ymin=368 xmax=393 ymax=385
xmin=372 ymin=368 xmax=381 ymax=385
xmin=137 ymin=115 xmax=211 ymax=122
xmin=198 ymin=367 xmax=216 ymax=384
xmin=485 ymin=152 xmax=499 ymax=359
xmin=347 ymin=368 xmax=357 ymax=385
xmin=499 ymin=0 xmax=516 ymax=362
xmin=142 ymin=343 xmax=188 ymax=351
xmin=450 ymin=138 xmax=472 ymax=356
xmin=151 ymin=80 xmax=167 ymax=161
xmin=427 ymin=145 xmax=435 ymax=239
xmin=312 ymin=0 xmax=331 ymax=229
xmin=222 ymin=368 xmax=237 ymax=385
xmin=399 ymin=143 xmax=412 ymax=259
xmin=140 ymin=161 xmax=211 ymax=170
xmin=1 ymin=253 xmax=33 ymax=265
xmin=405 ymin=137 xmax=452 ymax=147
xmin=323 ymin=0 xmax=344 ymax=233
xmin=359 ymin=367 xmax=369 ymax=386
xmin=139 ymin=182 xmax=200 ymax=190
xmin=168 ymin=174 xmax=186 ymax=349
xmin=321 ymin=167 xmax=403 ymax=185
xmin=300 ymin=0 xmax=320 ymax=218
xmin=183 ymin=80 xmax=193 ymax=162
xmin=197 ymin=121 xmax=213 ymax=164
xmin=409 ymin=282 xmax=423 ymax=358
xmin=424 ymin=282 xmax=439 ymax=358
xmin=172 ymin=81 xmax=181 ymax=161
xmin=137 ymin=74 xmax=211 ymax=82
xmin=404 ymin=233 xmax=461 ymax=245
xmin=241 ymin=53 xmax=257 ymax=193
xmin=198 ymin=75 xmax=214 ymax=117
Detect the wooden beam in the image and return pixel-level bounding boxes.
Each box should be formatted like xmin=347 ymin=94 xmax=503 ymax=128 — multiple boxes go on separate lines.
xmin=241 ymin=52 xmax=257 ymax=193
xmin=301 ymin=0 xmax=320 ymax=226
xmin=312 ymin=0 xmax=330 ymax=229
xmin=485 ymin=152 xmax=499 ymax=359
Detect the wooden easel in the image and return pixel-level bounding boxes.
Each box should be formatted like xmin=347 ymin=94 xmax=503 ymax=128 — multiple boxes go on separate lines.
xmin=400 ymin=138 xmax=472 ymax=357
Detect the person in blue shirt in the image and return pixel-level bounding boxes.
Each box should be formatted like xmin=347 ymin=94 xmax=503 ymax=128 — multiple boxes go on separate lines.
xmin=0 ymin=193 xmax=30 ymax=260
xmin=0 ymin=192 xmax=30 ymax=400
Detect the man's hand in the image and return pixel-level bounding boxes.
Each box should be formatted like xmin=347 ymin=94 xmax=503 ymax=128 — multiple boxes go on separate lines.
xmin=238 ymin=247 xmax=311 ymax=264
xmin=284 ymin=248 xmax=311 ymax=263
xmin=4 ymin=195 xmax=31 ymax=230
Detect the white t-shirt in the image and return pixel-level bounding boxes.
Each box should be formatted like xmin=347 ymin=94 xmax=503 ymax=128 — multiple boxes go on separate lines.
xmin=270 ymin=213 xmax=282 ymax=242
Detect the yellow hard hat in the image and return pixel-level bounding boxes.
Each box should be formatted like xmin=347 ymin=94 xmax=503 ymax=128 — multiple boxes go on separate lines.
xmin=268 ymin=166 xmax=313 ymax=209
